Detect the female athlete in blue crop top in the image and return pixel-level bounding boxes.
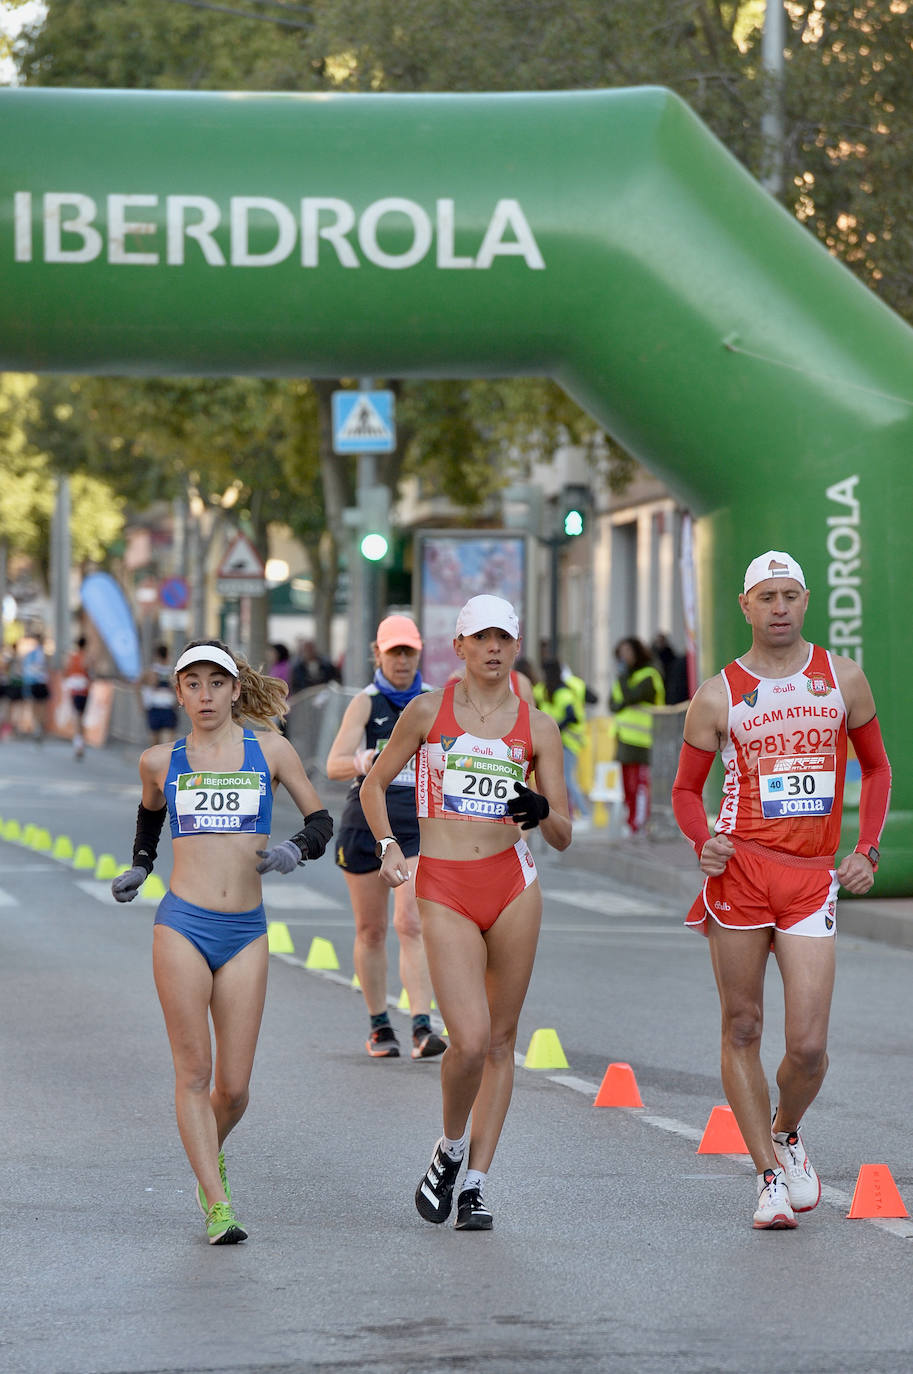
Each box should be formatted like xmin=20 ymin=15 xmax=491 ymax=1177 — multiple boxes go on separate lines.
xmin=360 ymin=595 xmax=572 ymax=1233
xmin=111 ymin=638 xmax=332 ymax=1246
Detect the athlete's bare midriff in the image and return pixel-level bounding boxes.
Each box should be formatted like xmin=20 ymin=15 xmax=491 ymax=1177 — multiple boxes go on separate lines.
xmin=169 ymin=832 xmax=268 ymax=911
xmin=417 ymin=813 xmax=524 ymax=862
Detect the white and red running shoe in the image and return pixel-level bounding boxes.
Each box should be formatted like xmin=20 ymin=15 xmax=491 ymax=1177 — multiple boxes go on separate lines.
xmin=753 ymin=1167 xmax=797 ymax=1229
xmin=772 ymin=1127 xmax=821 ymax=1212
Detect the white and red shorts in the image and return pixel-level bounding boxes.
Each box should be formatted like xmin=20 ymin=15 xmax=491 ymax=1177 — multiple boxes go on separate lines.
xmin=685 ymin=840 xmax=839 ymax=939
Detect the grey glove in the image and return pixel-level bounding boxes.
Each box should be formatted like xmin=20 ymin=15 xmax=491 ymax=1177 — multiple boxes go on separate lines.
xmin=256 ymin=839 xmax=302 ymax=875
xmin=111 ymin=866 xmax=148 ymax=903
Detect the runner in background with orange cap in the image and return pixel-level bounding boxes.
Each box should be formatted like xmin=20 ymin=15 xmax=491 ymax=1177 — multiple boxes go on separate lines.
xmin=672 ymin=551 xmax=891 ymax=1231
xmin=326 ymin=614 xmax=446 ymax=1062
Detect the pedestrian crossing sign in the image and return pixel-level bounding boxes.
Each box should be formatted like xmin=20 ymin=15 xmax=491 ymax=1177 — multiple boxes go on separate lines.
xmin=332 ymin=390 xmax=396 ymax=454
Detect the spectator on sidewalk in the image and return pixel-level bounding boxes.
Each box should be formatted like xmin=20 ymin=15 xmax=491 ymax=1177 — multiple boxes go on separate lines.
xmin=534 ymin=658 xmax=591 ymax=827
xmin=610 ymin=636 xmax=665 ymax=835
xmin=651 ymin=632 xmax=690 ymax=706
xmin=21 ymin=633 xmax=50 ymax=742
xmin=291 ymin=638 xmax=339 ymax=692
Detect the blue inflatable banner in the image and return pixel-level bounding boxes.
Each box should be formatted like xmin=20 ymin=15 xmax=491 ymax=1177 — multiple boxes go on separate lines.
xmin=81 ymin=572 xmax=142 ymax=682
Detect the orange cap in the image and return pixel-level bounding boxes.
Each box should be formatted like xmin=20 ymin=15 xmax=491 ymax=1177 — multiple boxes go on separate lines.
xmin=375 ymin=614 xmax=423 ymax=653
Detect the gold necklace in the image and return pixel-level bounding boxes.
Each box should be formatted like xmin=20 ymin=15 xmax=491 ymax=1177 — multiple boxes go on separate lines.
xmin=461 ymin=681 xmax=510 ymax=724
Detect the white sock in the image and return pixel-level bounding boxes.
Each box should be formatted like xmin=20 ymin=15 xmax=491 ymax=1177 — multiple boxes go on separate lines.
xmin=441 ymin=1132 xmax=466 ymax=1161
xmin=463 ymin=1169 xmax=487 ymax=1194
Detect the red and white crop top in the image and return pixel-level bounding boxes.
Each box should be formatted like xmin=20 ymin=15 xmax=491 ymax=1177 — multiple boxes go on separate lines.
xmin=416 ymin=682 xmax=533 ymax=823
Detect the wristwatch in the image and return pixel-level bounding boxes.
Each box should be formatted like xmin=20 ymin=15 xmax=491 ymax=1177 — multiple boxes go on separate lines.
xmin=374 ymin=836 xmax=399 ymax=859
xmin=855 ymin=844 xmax=879 ymax=870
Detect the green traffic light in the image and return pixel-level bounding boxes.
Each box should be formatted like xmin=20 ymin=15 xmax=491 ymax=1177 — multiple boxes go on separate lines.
xmin=564 ymin=509 xmax=584 ymax=537
xmin=360 ymin=532 xmax=390 ymax=562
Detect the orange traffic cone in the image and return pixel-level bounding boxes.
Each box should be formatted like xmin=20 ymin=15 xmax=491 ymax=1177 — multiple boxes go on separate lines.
xmin=847 ymin=1164 xmax=909 ymax=1219
xmin=697 ymin=1105 xmax=749 ymax=1154
xmin=594 ymin=1062 xmax=643 ymax=1108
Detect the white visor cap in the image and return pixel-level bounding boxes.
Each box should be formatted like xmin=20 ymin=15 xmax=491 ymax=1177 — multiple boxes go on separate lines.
xmin=455 ymin=594 xmax=520 ymax=639
xmin=743 ymin=551 xmax=807 ymax=594
xmin=174 ymin=645 xmax=240 ymax=678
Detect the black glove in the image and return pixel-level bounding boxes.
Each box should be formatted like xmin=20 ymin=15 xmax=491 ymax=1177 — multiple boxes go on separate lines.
xmin=506 ymin=782 xmax=550 ymax=830
xmin=111 ymin=866 xmax=147 ymax=903
xmin=290 ymin=808 xmax=334 ymax=861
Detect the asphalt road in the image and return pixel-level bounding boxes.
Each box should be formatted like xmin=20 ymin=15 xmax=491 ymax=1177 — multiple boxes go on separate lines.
xmin=2 ymin=735 xmax=913 ymax=1374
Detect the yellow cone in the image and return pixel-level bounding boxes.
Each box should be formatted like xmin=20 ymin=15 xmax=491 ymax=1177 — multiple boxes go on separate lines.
xmin=73 ymin=843 xmax=96 ymax=870
xmin=397 ymin=987 xmax=411 ymax=1011
xmin=31 ymin=827 xmax=52 ymax=852
xmin=2 ymin=819 xmax=20 ymax=842
xmin=52 ymin=835 xmax=75 ymax=862
xmin=304 ymin=936 xmax=340 ymax=970
xmin=95 ymin=853 xmax=119 ymax=879
xmin=351 ymin=973 xmax=361 ymax=990
xmin=523 ymin=1028 xmax=570 ymax=1070
xmin=22 ymin=823 xmax=38 ymax=847
xmin=140 ymin=873 xmax=166 ymax=901
xmin=267 ymin=921 xmax=295 ymax=953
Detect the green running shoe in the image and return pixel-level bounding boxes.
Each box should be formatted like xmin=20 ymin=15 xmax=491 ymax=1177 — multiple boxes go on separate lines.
xmin=196 ymin=1150 xmax=231 ymax=1215
xmin=206 ymin=1201 xmax=248 ymax=1245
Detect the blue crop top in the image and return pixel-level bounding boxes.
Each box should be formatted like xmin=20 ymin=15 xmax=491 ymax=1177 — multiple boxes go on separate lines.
xmin=165 ymin=730 xmax=274 ymax=838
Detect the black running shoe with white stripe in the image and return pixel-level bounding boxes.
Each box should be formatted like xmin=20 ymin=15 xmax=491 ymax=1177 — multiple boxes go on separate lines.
xmin=454 ymin=1185 xmax=493 ymax=1231
xmin=414 ymin=1140 xmax=462 ymax=1223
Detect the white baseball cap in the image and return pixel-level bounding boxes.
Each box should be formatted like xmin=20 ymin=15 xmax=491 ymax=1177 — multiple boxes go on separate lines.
xmin=743 ymin=551 xmax=806 ymax=594
xmin=454 ymin=594 xmax=520 ymax=639
xmin=174 ymin=645 xmax=240 ymax=678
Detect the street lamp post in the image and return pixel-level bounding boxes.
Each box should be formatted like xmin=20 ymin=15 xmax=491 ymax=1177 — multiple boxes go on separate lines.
xmin=50 ymin=474 xmax=71 ymax=668
xmin=761 ymin=0 xmax=786 ymax=196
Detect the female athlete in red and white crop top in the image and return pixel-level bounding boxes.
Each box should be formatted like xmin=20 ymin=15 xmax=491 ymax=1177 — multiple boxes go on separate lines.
xmin=416 ymin=681 xmax=534 ymax=823
xmin=359 ymin=594 xmax=571 ymax=1232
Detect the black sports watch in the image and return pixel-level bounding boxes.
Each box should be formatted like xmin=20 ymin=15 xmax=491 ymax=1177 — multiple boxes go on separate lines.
xmin=855 ymin=844 xmax=879 ymax=870
xmin=374 ymin=836 xmax=399 ymax=859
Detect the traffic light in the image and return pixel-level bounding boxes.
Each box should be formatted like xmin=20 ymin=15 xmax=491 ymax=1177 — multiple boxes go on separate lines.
xmin=358 ymin=483 xmax=392 ymax=565
xmin=561 ymin=484 xmax=589 ymax=539
xmin=563 ymin=505 xmax=584 ymax=538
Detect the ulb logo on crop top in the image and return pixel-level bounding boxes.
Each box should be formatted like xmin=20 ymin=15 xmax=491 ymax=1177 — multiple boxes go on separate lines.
xmin=174 ymin=770 xmax=262 ymax=833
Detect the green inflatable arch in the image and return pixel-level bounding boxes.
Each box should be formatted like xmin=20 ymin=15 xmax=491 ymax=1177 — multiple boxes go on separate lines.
xmin=2 ymin=86 xmax=911 ymax=890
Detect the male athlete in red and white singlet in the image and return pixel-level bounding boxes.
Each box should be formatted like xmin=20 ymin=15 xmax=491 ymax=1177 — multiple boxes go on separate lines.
xmin=672 ymin=551 xmax=890 ymax=1232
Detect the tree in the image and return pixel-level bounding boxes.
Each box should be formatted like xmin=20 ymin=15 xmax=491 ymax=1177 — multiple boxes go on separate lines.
xmin=0 ymin=374 xmax=125 ymax=592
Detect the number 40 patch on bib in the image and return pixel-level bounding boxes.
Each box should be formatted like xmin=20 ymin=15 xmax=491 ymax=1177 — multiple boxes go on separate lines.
xmin=758 ymin=755 xmax=836 ymax=819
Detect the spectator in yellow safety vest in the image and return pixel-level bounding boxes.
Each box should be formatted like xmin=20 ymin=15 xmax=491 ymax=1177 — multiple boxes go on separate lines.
xmin=610 ymin=637 xmax=666 ymax=835
xmin=534 ymin=659 xmax=592 ymax=828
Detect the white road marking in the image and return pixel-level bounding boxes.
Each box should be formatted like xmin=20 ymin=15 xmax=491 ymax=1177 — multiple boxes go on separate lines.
xmin=76 ymin=880 xmax=157 ymax=905
xmin=259 ymin=886 xmax=344 ymax=910
xmin=540 ymin=923 xmax=686 ymax=936
xmin=542 ymin=887 xmax=671 ymax=916
xmin=544 ymin=1072 xmax=913 ymax=1240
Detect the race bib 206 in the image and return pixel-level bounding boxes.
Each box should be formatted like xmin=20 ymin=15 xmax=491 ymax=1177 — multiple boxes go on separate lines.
xmin=442 ymin=753 xmax=523 ymax=819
